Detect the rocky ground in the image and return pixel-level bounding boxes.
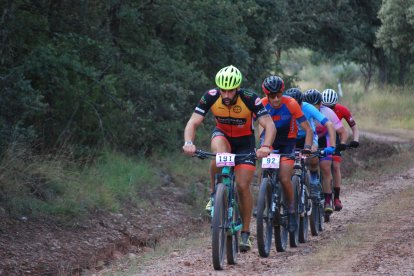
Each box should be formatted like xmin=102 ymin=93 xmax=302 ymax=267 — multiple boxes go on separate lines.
xmin=1 ymin=131 xmax=414 ymax=276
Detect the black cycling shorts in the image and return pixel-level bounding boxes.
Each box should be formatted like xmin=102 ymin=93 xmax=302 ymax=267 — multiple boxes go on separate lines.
xmin=211 ymin=128 xmax=256 ymax=167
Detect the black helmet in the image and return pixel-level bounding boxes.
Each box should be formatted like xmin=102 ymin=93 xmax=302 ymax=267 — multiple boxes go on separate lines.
xmin=284 ymin=88 xmax=303 ymax=105
xmin=262 ymin=75 xmax=285 ymax=95
xmin=303 ymin=89 xmax=322 ymax=105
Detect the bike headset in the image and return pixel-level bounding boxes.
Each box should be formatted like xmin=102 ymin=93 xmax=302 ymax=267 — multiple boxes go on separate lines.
xmin=215 ymin=65 xmax=243 ymax=90
xmin=262 ymin=75 xmax=285 ymax=95
xmin=321 ymin=89 xmax=338 ymax=107
xmin=303 ymin=89 xmax=322 ymax=105
xmin=284 ymin=88 xmax=303 ymax=105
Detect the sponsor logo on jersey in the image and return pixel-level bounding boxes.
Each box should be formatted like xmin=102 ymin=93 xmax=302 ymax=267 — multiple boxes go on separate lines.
xmin=199 ymin=96 xmax=207 ymax=104
xmin=255 ymin=98 xmax=262 ymax=106
xmin=216 ymin=116 xmax=246 ymax=126
xmin=232 ymin=105 xmax=242 ymax=113
xmin=195 ymin=107 xmax=205 ymax=114
xmin=272 ymin=115 xmax=281 ymax=121
xmin=208 ymin=89 xmax=217 ymax=96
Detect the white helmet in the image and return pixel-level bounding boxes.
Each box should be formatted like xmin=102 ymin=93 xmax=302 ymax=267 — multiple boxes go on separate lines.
xmin=322 ymin=89 xmax=338 ymax=106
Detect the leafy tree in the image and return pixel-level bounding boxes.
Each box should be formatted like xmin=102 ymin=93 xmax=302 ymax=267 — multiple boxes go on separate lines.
xmin=376 ymin=0 xmax=414 ymax=85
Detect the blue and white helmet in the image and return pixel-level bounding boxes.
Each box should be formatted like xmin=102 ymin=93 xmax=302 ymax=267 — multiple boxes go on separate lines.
xmin=322 ymin=89 xmax=338 ymax=106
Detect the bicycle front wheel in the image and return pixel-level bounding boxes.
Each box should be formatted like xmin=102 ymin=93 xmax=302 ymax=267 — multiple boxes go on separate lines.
xmin=226 ymin=181 xmax=240 ymax=265
xmin=289 ymin=175 xmax=300 ymax=247
xmin=310 ymin=183 xmax=324 ymax=236
xmin=212 ymin=183 xmax=227 ymax=270
xmin=299 ymin=172 xmax=311 ymax=243
xmin=256 ymin=177 xmax=273 ymax=257
xmin=274 ymin=184 xmax=288 ymax=252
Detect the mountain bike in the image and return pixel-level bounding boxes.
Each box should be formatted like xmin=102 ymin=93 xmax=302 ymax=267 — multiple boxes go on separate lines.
xmin=256 ymin=152 xmax=298 ymax=257
xmin=194 ymin=149 xmax=255 ymax=270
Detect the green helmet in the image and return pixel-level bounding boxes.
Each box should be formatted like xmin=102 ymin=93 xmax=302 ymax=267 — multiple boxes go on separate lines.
xmin=215 ymin=65 xmax=243 ymax=90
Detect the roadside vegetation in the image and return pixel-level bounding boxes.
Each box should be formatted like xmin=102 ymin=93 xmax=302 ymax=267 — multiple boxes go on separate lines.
xmin=1 ymin=1 xmax=414 ymax=225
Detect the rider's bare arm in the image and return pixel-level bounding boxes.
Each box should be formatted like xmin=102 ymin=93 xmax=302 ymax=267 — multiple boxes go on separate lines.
xmin=257 ymin=114 xmax=276 ymax=157
xmin=300 ymin=120 xmax=313 ymax=148
xmin=324 ymin=121 xmax=337 ymax=147
xmin=183 ymin=113 xmax=204 ymax=155
xmin=336 ymin=125 xmax=349 ymax=145
xmin=351 ymin=124 xmax=359 ymax=142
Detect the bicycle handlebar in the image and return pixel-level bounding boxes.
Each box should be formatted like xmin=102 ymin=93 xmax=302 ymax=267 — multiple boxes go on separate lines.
xmin=193 ymin=149 xmax=257 ymax=160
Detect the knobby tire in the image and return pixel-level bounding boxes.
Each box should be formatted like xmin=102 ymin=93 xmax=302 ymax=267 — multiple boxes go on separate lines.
xmin=256 ymin=177 xmax=273 ymax=257
xmin=299 ymin=172 xmax=311 ymax=243
xmin=290 ymin=175 xmax=300 ymax=247
xmin=212 ymin=183 xmax=227 ymax=270
xmin=274 ymin=181 xmax=288 ymax=252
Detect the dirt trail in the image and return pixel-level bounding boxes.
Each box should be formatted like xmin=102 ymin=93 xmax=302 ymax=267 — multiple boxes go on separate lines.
xmin=126 ymin=132 xmax=414 ymax=276
xmin=1 ymin=131 xmax=413 ymax=275
xmin=132 ymin=168 xmax=414 ymax=275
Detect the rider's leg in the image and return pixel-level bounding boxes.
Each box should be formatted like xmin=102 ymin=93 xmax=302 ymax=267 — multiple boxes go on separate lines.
xmin=320 ymin=160 xmax=332 ymax=193
xmin=332 ymin=160 xmax=341 ymax=195
xmin=235 ymin=166 xmax=255 ymax=233
xmin=279 ymin=159 xmax=297 ymax=232
xmin=320 ymin=159 xmax=333 ymax=211
xmin=332 ymin=157 xmax=343 ymax=210
xmin=279 ymin=161 xmax=295 ymax=210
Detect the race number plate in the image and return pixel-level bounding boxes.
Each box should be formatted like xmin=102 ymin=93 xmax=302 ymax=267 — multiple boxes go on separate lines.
xmin=262 ymin=154 xmax=280 ymax=169
xmin=216 ymin=153 xmax=236 ymax=167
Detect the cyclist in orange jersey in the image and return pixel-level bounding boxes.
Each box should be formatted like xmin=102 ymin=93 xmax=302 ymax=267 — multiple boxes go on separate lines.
xmin=183 ymin=65 xmax=276 ymax=251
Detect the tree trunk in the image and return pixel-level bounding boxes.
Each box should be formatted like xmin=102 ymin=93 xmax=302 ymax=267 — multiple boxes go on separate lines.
xmin=361 ymin=49 xmax=373 ymax=91
xmin=109 ymin=1 xmax=123 ymax=46
xmin=398 ymin=54 xmax=408 ymax=86
xmin=0 ymin=0 xmax=14 ymax=60
xmin=374 ymin=48 xmax=387 ymax=87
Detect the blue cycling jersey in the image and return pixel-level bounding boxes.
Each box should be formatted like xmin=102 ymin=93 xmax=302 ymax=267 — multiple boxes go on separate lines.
xmin=297 ymin=102 xmax=329 ymax=146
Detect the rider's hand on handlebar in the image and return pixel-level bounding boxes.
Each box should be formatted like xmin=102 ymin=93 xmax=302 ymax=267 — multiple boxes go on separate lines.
xmin=349 ymin=141 xmax=359 ymax=148
xmin=323 ymin=146 xmax=336 ymax=155
xmin=256 ymin=145 xmax=271 ymax=158
xmin=182 ymin=142 xmax=196 ymax=156
xmin=301 ymin=149 xmax=311 ymax=155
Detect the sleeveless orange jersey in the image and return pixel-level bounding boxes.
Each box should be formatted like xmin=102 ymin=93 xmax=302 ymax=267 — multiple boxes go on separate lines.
xmin=194 ymin=88 xmax=268 ymax=137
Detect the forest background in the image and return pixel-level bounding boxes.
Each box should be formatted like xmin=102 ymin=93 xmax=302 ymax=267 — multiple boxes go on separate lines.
xmin=1 ymin=0 xmax=413 ymax=220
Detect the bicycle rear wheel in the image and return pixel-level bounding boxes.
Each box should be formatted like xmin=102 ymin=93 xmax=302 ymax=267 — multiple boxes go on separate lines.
xmin=256 ymin=177 xmax=273 ymax=257
xmin=226 ymin=181 xmax=240 ymax=265
xmin=310 ymin=183 xmax=324 ymax=236
xmin=212 ymin=183 xmax=227 ymax=270
xmin=274 ymin=184 xmax=288 ymax=252
xmin=289 ymin=175 xmax=300 ymax=247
